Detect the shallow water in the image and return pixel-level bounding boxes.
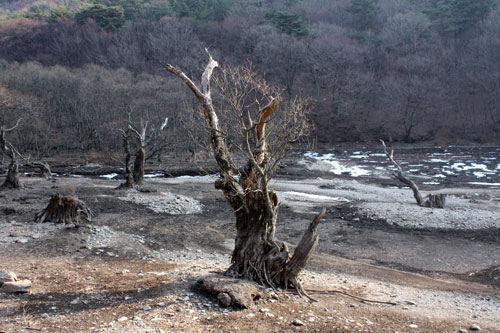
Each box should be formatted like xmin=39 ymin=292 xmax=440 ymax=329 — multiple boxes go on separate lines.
xmin=303 ymin=145 xmax=500 ymax=188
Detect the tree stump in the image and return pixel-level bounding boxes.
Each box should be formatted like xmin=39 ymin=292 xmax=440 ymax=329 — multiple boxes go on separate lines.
xmin=35 ymin=194 xmax=92 ymax=225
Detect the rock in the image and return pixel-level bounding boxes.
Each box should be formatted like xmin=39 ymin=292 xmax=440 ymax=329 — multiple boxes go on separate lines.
xmin=117 ymin=316 xmax=128 ymax=322
xmin=217 ymin=292 xmax=232 ymax=307
xmin=16 ymin=238 xmax=29 ymax=244
xmin=408 ymin=324 xmax=418 ymax=329
xmin=0 ymin=271 xmax=17 ymax=284
xmin=41 ymin=313 xmax=49 ymax=319
xmin=193 ymin=276 xmax=261 ymax=309
xmin=260 ymin=308 xmax=271 ymax=313
xmin=0 ymin=280 xmax=32 ymax=293
xmin=470 ymin=324 xmax=481 ymax=331
xmin=459 ymin=329 xmax=468 ymax=333
xmin=292 ymin=319 xmax=305 ymax=326
xmin=143 ymin=305 xmax=151 ymax=311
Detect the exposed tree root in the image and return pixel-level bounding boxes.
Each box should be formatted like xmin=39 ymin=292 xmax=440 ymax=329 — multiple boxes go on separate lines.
xmin=303 ymin=289 xmax=398 ymax=306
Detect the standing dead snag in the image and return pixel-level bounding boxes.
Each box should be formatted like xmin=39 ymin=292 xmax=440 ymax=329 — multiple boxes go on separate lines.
xmin=166 ymin=51 xmax=324 ymax=297
xmin=1 ymin=119 xmax=22 ymax=189
xmin=35 ymin=193 xmax=92 ymax=225
xmin=380 ymin=140 xmax=446 ymax=208
xmin=117 ymin=114 xmax=168 ymax=189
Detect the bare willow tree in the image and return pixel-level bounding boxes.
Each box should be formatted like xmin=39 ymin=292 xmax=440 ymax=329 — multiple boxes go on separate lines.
xmin=1 ymin=119 xmax=22 ymax=189
xmin=381 ymin=140 xmax=446 ymax=208
xmin=166 ymin=51 xmax=326 ymax=297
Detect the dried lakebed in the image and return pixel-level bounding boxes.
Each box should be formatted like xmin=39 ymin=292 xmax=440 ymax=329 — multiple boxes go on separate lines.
xmin=1 ymin=145 xmax=500 ymax=331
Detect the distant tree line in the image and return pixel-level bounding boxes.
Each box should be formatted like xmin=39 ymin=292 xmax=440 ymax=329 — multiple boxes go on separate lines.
xmin=0 ymin=0 xmax=499 ymax=153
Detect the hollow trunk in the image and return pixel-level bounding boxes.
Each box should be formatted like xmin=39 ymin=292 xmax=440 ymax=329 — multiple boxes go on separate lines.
xmin=1 ymin=158 xmax=21 ymax=189
xmin=133 ymin=148 xmax=145 ymax=186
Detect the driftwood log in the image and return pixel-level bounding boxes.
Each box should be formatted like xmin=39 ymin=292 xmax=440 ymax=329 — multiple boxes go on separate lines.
xmin=381 ymin=140 xmax=446 ymax=208
xmin=166 ymin=50 xmax=325 ymax=298
xmin=35 ymin=194 xmax=92 ymax=225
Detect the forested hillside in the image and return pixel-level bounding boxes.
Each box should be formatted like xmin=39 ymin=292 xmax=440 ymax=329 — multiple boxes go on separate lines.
xmin=1 ymin=0 xmax=500 ymax=155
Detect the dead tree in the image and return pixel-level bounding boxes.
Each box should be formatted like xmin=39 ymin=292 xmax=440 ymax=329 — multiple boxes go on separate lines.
xmin=117 ymin=115 xmax=168 ymax=188
xmin=25 ymin=162 xmax=54 ymax=181
xmin=380 ymin=140 xmax=446 ymax=208
xmin=166 ymin=51 xmax=325 ymax=297
xmin=1 ymin=119 xmax=22 ymax=189
xmin=35 ymin=193 xmax=92 ymax=225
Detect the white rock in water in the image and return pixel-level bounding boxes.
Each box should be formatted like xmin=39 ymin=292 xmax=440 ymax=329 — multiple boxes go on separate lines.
xmin=0 ymin=271 xmax=17 ymax=283
xmin=0 ymin=280 xmax=32 ymax=293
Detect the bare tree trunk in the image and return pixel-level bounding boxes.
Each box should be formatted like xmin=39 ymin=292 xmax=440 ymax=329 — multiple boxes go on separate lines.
xmin=35 ymin=194 xmax=92 ymax=225
xmin=117 ymin=129 xmax=134 ymax=189
xmin=133 ymin=147 xmax=145 ymax=186
xmin=381 ymin=140 xmax=446 ymax=208
xmin=1 ymin=158 xmax=21 ymax=189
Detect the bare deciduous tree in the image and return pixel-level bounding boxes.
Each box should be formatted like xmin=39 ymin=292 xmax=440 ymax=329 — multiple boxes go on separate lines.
xmin=381 ymin=139 xmax=446 ymax=208
xmin=166 ymin=51 xmax=325 ymax=298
